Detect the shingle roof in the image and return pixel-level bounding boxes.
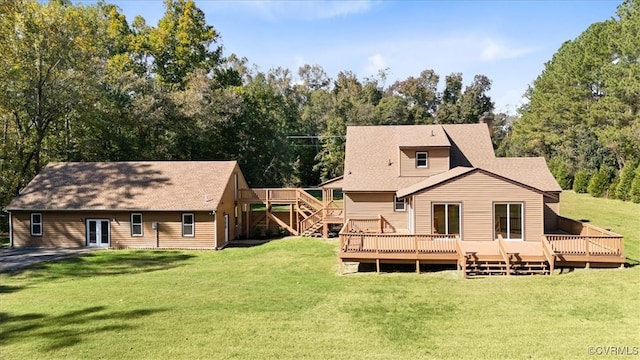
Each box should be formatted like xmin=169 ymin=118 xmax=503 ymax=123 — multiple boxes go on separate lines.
xmin=342 ymin=125 xmax=452 ymax=191
xmin=482 ymin=157 xmax=562 ymax=192
xmin=6 ymin=161 xmax=240 ymax=211
xmin=342 ymin=123 xmax=561 ymax=194
xmin=441 ymin=123 xmax=496 ymax=167
xmin=396 ymin=167 xmax=475 ymax=198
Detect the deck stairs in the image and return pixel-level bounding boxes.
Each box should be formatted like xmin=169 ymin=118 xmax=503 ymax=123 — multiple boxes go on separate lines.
xmin=463 ymin=254 xmax=550 ymax=277
xmin=242 ymin=188 xmax=327 ymax=237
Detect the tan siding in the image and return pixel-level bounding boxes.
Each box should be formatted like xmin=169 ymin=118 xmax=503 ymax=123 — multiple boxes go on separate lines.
xmin=544 ymin=197 xmax=560 ymax=232
xmin=399 ymin=147 xmax=450 ymax=177
xmin=413 ymin=172 xmax=544 ymax=241
xmin=11 ymin=210 xmax=217 ymax=249
xmin=414 ymin=196 xmax=431 ymax=234
xmin=345 ymin=192 xmax=407 ymax=231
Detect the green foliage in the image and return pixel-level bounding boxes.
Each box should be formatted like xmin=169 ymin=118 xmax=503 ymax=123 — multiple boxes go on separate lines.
xmin=587 ymin=166 xmax=614 ymax=198
xmin=630 ymin=166 xmax=640 ymax=203
xmin=506 ymin=1 xmax=640 ymax=202
xmin=616 ymin=161 xmax=637 ymax=201
xmin=573 ymin=169 xmax=591 ymax=193
xmin=548 ymin=157 xmax=573 ymax=190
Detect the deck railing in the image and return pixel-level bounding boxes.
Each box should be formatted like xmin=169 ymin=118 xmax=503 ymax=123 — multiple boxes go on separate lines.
xmin=340 ymin=219 xmax=458 ymax=255
xmin=238 ymin=188 xmax=299 ymax=202
xmin=544 ymin=235 xmax=624 ymax=257
xmin=300 ymin=208 xmax=323 ymax=234
xmin=557 ymin=216 xmax=619 ymax=237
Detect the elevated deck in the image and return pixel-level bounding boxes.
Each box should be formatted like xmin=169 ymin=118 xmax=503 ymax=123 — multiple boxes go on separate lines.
xmin=339 ymin=218 xmax=625 ymax=277
xmin=237 ymin=188 xmax=343 ymax=237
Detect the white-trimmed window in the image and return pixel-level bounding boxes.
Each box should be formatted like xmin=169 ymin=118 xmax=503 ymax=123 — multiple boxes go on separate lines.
xmin=182 ymin=213 xmax=194 ymax=237
xmin=416 ymin=151 xmax=428 ymax=168
xmin=394 ymin=196 xmax=406 ymax=212
xmin=433 ymin=203 xmax=461 ymax=236
xmin=30 ymin=213 xmax=42 ymax=236
xmin=131 ymin=213 xmax=143 ymax=237
xmin=494 ymin=203 xmax=523 ymax=240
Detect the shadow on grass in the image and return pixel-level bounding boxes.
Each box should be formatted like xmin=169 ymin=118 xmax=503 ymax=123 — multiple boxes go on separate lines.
xmin=0 ymin=306 xmax=168 ymax=352
xmin=5 ymin=251 xmax=195 ymax=282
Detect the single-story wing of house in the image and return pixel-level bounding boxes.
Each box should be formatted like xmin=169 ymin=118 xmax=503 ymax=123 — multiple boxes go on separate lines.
xmin=5 ymin=161 xmax=248 ymax=249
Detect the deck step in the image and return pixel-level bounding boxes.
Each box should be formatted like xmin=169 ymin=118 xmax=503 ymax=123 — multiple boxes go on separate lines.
xmin=465 ymin=260 xmax=550 ymax=277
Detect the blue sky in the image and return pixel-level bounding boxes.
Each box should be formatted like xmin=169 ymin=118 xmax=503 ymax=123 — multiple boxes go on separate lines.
xmin=83 ymin=0 xmax=620 ymax=114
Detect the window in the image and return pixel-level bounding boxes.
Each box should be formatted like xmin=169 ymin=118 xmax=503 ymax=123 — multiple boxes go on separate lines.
xmin=416 ymin=152 xmax=428 ymax=168
xmin=394 ymin=196 xmax=406 ymax=212
xmin=30 ymin=213 xmax=42 ymax=236
xmin=131 ymin=213 xmax=143 ymax=236
xmin=182 ymin=213 xmax=194 ymax=237
xmin=494 ymin=203 xmax=523 ymax=240
xmin=433 ymin=203 xmax=461 ymax=236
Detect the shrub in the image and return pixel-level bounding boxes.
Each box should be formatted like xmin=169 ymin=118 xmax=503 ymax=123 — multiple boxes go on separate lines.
xmin=588 ymin=167 xmax=614 ymax=198
xmin=573 ymin=169 xmax=591 ymax=193
xmin=548 ymin=157 xmax=573 ymax=190
xmin=607 ymin=174 xmax=620 ymax=199
xmin=630 ymin=166 xmax=640 ymax=203
xmin=616 ymin=162 xmax=637 ymax=201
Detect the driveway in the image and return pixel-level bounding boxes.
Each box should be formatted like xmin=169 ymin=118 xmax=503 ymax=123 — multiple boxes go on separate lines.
xmin=0 ymin=247 xmax=100 ymax=272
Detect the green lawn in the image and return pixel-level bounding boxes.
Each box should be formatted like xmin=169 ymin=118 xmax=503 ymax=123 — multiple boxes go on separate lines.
xmin=1 ymin=193 xmax=639 ymax=359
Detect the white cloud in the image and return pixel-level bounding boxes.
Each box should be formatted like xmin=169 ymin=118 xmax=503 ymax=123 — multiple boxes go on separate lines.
xmin=365 ymin=53 xmax=387 ymax=75
xmin=480 ymin=39 xmax=536 ymax=62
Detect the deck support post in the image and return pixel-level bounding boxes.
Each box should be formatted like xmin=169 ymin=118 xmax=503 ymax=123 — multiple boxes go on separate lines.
xmin=376 ymin=259 xmax=380 ymax=273
xmin=289 ymin=205 xmax=294 ymax=234
xmin=323 ymin=223 xmax=328 ymax=238
xmin=416 ymin=260 xmax=420 ymax=274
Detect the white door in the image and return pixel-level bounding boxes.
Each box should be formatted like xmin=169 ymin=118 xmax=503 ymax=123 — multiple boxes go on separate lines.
xmin=224 ymin=214 xmax=230 ymax=243
xmin=87 ymin=219 xmax=110 ymax=247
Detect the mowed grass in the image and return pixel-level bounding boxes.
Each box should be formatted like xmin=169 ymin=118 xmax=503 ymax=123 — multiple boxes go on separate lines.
xmin=1 ymin=194 xmax=639 ymax=359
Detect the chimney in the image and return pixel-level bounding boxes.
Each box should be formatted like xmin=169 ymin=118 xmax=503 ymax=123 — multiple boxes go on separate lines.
xmin=479 ymin=112 xmax=494 ymax=137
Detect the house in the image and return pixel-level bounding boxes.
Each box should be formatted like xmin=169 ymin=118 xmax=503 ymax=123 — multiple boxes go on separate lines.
xmin=335 ymin=122 xmax=625 ymax=275
xmin=5 ymin=161 xmax=248 ymax=249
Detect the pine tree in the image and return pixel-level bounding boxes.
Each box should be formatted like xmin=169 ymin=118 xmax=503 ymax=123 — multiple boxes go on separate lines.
xmin=573 ymin=169 xmax=591 ymax=193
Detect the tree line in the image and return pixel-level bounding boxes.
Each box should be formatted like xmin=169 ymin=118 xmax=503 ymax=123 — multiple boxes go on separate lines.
xmin=0 ymin=0 xmax=499 ymax=229
xmin=503 ymin=0 xmax=640 ymax=203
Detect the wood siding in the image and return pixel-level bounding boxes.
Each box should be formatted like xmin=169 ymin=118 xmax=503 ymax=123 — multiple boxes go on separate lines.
xmin=11 ymin=211 xmax=218 ymax=248
xmin=399 ymin=147 xmax=449 ymax=177
xmin=345 ymin=192 xmax=407 ymax=231
xmin=215 ymin=164 xmax=250 ymax=246
xmin=413 ymin=171 xmax=544 ymax=241
xmin=544 ymin=196 xmax=560 ymax=232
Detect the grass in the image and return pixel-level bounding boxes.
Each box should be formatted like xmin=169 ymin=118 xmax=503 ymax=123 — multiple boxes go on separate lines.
xmin=1 ymin=194 xmax=639 ymax=359
xmin=559 ymin=191 xmax=639 ymax=264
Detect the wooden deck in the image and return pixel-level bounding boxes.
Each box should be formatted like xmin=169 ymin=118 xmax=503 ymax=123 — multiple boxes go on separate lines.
xmin=339 ymin=218 xmax=625 ymax=277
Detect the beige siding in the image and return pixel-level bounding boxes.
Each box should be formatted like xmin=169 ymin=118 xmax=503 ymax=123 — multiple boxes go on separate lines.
xmin=413 ymin=171 xmax=544 ymax=242
xmin=215 ymin=165 xmax=249 ymax=246
xmin=399 ymin=147 xmax=449 ymax=177
xmin=345 ymin=192 xmax=408 ymax=231
xmin=11 ymin=210 xmax=217 ymax=249
xmin=544 ymin=196 xmax=560 ymax=232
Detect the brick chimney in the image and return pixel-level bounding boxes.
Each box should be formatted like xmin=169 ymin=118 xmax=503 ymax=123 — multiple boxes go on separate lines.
xmin=479 ymin=112 xmax=493 ymax=137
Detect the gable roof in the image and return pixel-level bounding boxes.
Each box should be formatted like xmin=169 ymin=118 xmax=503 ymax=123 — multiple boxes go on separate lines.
xmin=441 ymin=123 xmax=496 ymax=167
xmin=482 ymin=157 xmax=562 ymax=193
xmin=397 ymin=164 xmax=561 ymax=199
xmin=342 ymin=123 xmax=561 ymax=194
xmin=6 ymin=161 xmax=241 ymax=211
xmin=342 ymin=124 xmax=497 ymax=192
xmin=343 ymin=125 xmax=453 ymax=192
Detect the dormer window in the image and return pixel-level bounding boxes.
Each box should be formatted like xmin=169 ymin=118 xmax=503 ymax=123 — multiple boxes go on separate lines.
xmin=416 ymin=152 xmax=428 ymax=168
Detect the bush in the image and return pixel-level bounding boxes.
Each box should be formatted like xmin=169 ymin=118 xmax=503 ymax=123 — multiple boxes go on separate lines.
xmin=588 ymin=167 xmax=614 ymax=198
xmin=607 ymin=174 xmax=620 ymax=199
xmin=573 ymin=169 xmax=591 ymax=193
xmin=616 ymin=162 xmax=637 ymax=201
xmin=548 ymin=157 xmax=573 ymax=190
xmin=630 ymin=166 xmax=640 ymax=203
